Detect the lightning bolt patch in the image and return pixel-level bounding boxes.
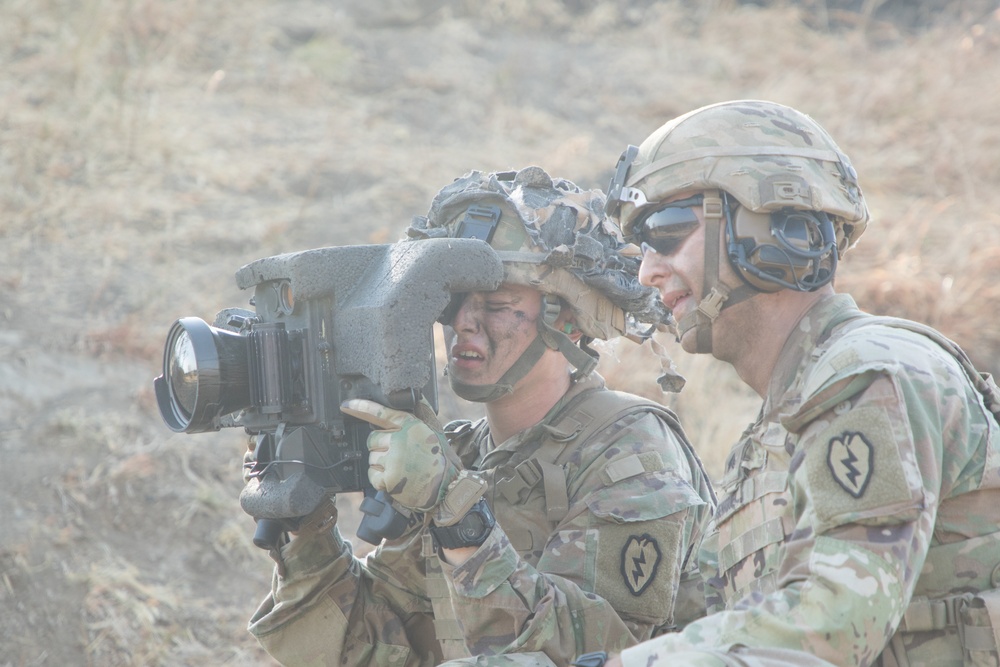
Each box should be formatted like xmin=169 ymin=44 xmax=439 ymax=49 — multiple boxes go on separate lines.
xmin=827 ymin=431 xmax=874 ymax=498
xmin=621 ymin=534 xmax=661 ymax=596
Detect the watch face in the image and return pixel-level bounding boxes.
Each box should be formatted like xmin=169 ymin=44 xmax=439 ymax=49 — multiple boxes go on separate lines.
xmin=457 ymin=513 xmax=488 ymax=542
xmin=432 ymin=498 xmax=494 ymax=549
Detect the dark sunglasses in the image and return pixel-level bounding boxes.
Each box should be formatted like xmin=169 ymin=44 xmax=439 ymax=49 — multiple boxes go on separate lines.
xmin=635 ymin=195 xmax=703 ymax=257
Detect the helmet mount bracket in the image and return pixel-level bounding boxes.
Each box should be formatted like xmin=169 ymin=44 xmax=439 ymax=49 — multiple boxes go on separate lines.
xmin=456 ymin=204 xmax=502 ymax=244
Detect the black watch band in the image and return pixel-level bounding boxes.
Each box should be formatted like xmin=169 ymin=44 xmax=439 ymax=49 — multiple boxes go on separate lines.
xmin=429 ymin=497 xmax=495 ymax=550
xmin=571 ymin=651 xmax=608 ymax=667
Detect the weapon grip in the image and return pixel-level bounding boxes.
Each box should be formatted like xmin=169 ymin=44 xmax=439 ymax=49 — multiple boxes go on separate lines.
xmin=253 ymin=518 xmax=285 ymax=551
xmin=356 ymin=489 xmax=415 ymax=545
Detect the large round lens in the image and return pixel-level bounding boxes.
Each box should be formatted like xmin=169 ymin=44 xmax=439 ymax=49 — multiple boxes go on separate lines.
xmin=154 ymin=317 xmax=252 ymax=433
xmin=168 ymin=331 xmax=199 ymax=417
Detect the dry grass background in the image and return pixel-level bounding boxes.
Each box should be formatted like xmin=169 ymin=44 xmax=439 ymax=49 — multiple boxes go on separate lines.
xmin=1 ymin=0 xmax=999 ymax=664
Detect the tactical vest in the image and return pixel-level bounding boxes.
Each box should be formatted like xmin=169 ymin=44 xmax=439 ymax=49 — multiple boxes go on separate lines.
xmin=423 ymin=387 xmax=712 ymax=661
xmin=705 ymin=311 xmax=1000 ymax=667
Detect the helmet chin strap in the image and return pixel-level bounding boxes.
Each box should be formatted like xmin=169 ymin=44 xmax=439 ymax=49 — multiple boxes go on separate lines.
xmin=448 ymin=334 xmax=546 ymax=402
xmin=675 ymin=193 xmax=755 ymax=354
xmin=449 ymin=295 xmax=598 ymax=403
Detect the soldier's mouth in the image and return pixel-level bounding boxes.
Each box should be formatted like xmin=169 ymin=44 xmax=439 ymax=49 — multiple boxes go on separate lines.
xmin=450 ymin=345 xmax=486 ymax=369
xmin=661 ymin=289 xmax=692 ymax=314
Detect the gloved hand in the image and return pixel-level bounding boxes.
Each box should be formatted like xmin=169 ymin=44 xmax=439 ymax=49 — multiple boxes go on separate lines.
xmin=340 ymin=399 xmax=461 ymax=513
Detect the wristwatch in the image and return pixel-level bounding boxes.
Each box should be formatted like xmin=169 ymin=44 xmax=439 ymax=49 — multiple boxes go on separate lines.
xmin=429 ymin=497 xmax=495 ymax=550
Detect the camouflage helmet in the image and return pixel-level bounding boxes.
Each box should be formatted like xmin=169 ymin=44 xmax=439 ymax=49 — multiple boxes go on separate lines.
xmin=407 ymin=166 xmax=667 ymax=340
xmin=608 ymin=100 xmax=870 ymax=257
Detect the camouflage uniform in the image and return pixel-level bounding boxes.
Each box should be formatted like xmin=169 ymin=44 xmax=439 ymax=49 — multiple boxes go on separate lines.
xmin=246 ymin=167 xmax=716 ymax=666
xmin=605 ymin=100 xmax=1000 ymax=666
xmin=247 ymin=372 xmax=715 ymax=666
xmin=617 ymin=294 xmax=1000 ymax=667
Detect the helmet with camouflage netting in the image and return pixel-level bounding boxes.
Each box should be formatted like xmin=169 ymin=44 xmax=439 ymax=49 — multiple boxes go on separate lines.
xmin=406 ymin=166 xmax=671 ymax=400
xmin=408 ymin=165 xmax=667 ymax=339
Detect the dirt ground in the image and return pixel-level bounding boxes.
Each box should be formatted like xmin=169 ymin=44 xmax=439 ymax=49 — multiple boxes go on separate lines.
xmin=2 ymin=1 xmax=999 ymax=665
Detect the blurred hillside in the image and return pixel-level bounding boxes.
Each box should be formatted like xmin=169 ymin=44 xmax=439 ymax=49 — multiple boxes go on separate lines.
xmin=1 ymin=0 xmax=999 ymax=664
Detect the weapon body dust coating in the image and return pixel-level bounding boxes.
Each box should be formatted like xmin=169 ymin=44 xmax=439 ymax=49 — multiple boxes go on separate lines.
xmin=155 ymin=237 xmax=503 ymax=545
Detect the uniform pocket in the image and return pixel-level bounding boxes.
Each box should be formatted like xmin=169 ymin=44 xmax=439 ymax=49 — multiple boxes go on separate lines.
xmin=961 ymin=589 xmax=1000 ymax=667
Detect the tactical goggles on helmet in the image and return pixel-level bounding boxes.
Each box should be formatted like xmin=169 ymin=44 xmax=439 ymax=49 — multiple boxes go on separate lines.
xmin=634 ymin=195 xmax=703 ymax=257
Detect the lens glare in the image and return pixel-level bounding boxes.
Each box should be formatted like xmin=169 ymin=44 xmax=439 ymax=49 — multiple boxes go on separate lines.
xmin=636 ymin=195 xmax=703 ymax=256
xmin=168 ymin=332 xmax=199 ymax=417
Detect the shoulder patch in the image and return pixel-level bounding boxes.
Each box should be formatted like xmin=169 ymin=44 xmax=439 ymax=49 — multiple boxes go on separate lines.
xmin=621 ymin=534 xmax=661 ymax=596
xmin=804 ymin=404 xmax=922 ymax=529
xmin=826 ymin=431 xmax=873 ymax=498
xmin=592 ymin=515 xmax=683 ymax=625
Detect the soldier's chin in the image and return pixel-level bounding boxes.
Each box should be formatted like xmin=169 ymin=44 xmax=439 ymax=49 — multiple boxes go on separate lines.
xmin=678 ymin=327 xmax=699 ymax=355
xmin=446 ymin=361 xmax=482 ymax=383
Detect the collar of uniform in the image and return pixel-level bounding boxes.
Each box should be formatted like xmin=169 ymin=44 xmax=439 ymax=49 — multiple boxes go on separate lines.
xmin=763 ymin=293 xmax=860 ymax=421
xmin=482 ymin=372 xmax=606 ymax=462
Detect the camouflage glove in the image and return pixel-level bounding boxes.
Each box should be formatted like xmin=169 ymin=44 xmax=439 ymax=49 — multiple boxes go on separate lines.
xmin=340 ymin=399 xmax=462 ymax=513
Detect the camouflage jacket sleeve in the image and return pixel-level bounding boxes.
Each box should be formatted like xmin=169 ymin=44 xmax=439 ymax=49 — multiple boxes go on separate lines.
xmin=247 ymin=519 xmax=441 ymax=667
xmin=439 ymin=409 xmax=712 ymax=661
xmin=621 ymin=323 xmax=996 ymax=667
